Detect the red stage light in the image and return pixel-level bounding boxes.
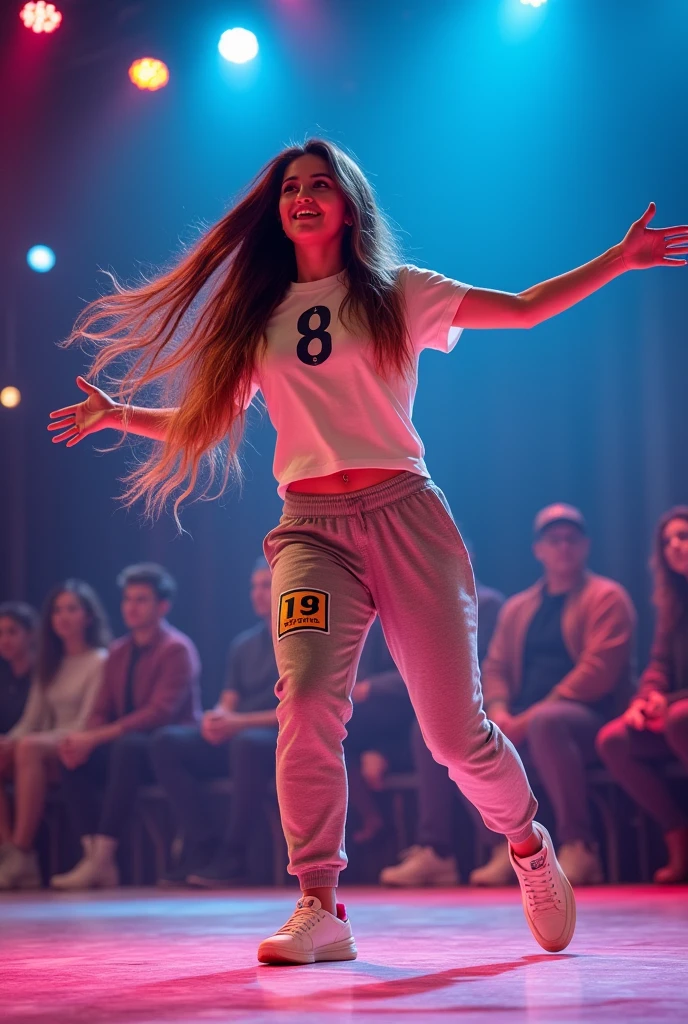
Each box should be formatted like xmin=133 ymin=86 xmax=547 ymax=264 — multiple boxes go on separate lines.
xmin=128 ymin=58 xmax=169 ymax=92
xmin=20 ymin=2 xmax=62 ymax=33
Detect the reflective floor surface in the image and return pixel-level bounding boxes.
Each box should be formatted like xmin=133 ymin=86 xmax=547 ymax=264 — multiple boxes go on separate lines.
xmin=1 ymin=886 xmax=686 ymax=1023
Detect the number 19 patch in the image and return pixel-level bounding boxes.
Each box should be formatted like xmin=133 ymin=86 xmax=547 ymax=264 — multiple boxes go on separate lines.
xmin=278 ymin=589 xmax=330 ymax=640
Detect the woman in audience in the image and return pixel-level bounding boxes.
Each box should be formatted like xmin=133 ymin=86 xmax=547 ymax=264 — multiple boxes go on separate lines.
xmin=0 ymin=580 xmax=110 ymax=888
xmin=597 ymin=506 xmax=688 ymax=883
xmin=0 ymin=602 xmax=39 ymax=842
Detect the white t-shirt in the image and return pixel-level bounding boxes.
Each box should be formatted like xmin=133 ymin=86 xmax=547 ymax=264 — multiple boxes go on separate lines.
xmin=252 ymin=265 xmax=471 ymax=496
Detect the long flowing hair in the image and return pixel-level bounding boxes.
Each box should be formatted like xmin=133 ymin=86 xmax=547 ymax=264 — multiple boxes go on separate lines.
xmin=651 ymin=506 xmax=688 ymax=635
xmin=37 ymin=580 xmax=111 ymax=688
xmin=66 ymin=139 xmax=409 ymax=523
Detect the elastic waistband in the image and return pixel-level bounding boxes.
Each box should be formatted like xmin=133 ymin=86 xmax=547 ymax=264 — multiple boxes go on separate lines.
xmin=282 ymin=471 xmax=431 ymax=519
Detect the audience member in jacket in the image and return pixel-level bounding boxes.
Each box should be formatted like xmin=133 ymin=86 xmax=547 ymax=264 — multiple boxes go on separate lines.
xmin=379 ymin=566 xmax=504 ymax=886
xmin=0 ymin=584 xmax=108 ymax=889
xmin=152 ymin=558 xmax=279 ymax=887
xmin=597 ymin=506 xmax=688 ymax=883
xmin=51 ymin=564 xmax=200 ymax=890
xmin=475 ymin=504 xmax=635 ymax=887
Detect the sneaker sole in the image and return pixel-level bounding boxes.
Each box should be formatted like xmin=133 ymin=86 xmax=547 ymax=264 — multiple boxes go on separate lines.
xmin=257 ymin=936 xmax=358 ymax=965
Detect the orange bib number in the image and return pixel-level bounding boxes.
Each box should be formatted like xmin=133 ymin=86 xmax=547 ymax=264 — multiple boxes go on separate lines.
xmin=278 ymin=589 xmax=330 ymax=640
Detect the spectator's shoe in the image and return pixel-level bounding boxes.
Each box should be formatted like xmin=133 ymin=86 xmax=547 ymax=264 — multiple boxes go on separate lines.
xmin=379 ymin=845 xmax=459 ymax=887
xmin=158 ymin=839 xmax=218 ymax=887
xmin=556 ymin=841 xmax=604 ymax=886
xmin=50 ymin=835 xmax=119 ymax=891
xmin=509 ymin=822 xmax=576 ymax=953
xmin=257 ymin=896 xmax=357 ymax=965
xmin=654 ymin=826 xmax=688 ymax=884
xmin=186 ymin=852 xmax=246 ymax=888
xmin=0 ymin=845 xmax=41 ymax=890
xmin=469 ymin=844 xmax=514 ymax=886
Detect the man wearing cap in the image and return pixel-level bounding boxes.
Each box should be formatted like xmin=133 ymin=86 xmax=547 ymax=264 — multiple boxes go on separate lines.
xmin=473 ymin=504 xmax=636 ymax=886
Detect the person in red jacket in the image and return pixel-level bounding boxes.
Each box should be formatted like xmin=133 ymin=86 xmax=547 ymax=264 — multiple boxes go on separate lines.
xmin=51 ymin=563 xmax=201 ymax=889
xmin=477 ymin=504 xmax=636 ymax=887
xmin=597 ymin=506 xmax=688 ymax=883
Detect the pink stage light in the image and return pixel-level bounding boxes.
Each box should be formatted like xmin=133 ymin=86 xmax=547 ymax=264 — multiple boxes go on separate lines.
xmin=19 ymin=2 xmax=62 ymax=33
xmin=128 ymin=58 xmax=170 ymax=92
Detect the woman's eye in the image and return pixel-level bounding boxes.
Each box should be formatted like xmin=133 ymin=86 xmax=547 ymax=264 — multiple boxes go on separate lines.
xmin=313 ymin=180 xmax=330 ymax=188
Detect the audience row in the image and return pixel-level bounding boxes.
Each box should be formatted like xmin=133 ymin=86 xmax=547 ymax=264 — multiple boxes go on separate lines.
xmin=0 ymin=502 xmax=687 ymax=891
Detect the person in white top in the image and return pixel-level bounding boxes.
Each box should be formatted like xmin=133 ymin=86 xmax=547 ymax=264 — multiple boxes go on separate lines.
xmin=0 ymin=579 xmax=110 ymax=889
xmin=48 ymin=139 xmax=686 ymax=960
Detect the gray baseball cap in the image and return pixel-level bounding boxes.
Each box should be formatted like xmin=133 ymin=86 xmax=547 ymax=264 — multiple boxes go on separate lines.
xmin=533 ymin=503 xmax=587 ymax=539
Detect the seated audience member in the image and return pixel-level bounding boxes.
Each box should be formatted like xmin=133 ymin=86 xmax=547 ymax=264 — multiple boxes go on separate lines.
xmin=152 ymin=557 xmax=278 ymax=887
xmin=475 ymin=504 xmax=636 ymax=887
xmin=0 ymin=584 xmax=109 ymax=889
xmin=0 ymin=603 xmax=38 ymax=738
xmin=345 ymin=616 xmax=415 ymax=844
xmin=597 ymin=507 xmax=688 ymax=883
xmin=380 ymin=558 xmax=504 ymax=885
xmin=51 ymin=563 xmax=201 ymax=890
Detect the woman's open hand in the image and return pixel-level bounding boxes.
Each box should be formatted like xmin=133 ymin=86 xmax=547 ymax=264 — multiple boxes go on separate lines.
xmin=48 ymin=376 xmax=120 ymax=447
xmin=620 ymin=203 xmax=688 ymax=270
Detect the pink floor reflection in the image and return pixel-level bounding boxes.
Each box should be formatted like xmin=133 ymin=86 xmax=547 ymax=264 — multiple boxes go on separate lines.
xmin=1 ymin=886 xmax=686 ymax=1023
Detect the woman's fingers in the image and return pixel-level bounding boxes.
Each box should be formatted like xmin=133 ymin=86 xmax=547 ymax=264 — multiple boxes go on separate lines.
xmin=664 ymin=227 xmax=688 ymax=238
xmin=666 ymin=242 xmax=688 ymax=253
xmin=662 ymin=257 xmax=687 ymax=266
xmin=52 ymin=426 xmax=80 ymax=444
xmin=49 ymin=404 xmax=78 ymax=419
xmin=47 ymin=415 xmax=76 ymax=432
xmin=76 ymin=375 xmax=98 ymax=394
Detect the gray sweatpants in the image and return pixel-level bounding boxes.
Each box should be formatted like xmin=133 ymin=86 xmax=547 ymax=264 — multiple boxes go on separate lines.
xmin=264 ymin=471 xmax=537 ymax=888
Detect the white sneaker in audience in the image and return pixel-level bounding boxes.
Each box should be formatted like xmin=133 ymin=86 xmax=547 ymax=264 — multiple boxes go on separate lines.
xmin=509 ymin=822 xmax=576 ymax=952
xmin=379 ymin=845 xmax=459 ymax=887
xmin=50 ymin=835 xmax=119 ymax=890
xmin=556 ymin=841 xmax=604 ymax=885
xmin=0 ymin=845 xmax=41 ymax=890
xmin=257 ymin=896 xmax=357 ymax=965
xmin=469 ymin=843 xmax=514 ymax=886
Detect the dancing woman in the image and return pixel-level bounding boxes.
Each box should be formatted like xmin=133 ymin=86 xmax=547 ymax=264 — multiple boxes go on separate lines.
xmin=49 ymin=139 xmax=687 ymax=963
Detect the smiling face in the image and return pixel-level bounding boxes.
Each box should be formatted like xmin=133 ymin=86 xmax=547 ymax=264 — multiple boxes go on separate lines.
xmin=662 ymin=517 xmax=688 ymax=578
xmin=278 ymin=153 xmax=351 ymax=249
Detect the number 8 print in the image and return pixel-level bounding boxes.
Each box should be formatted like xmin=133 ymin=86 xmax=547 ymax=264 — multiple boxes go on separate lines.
xmin=296 ymin=306 xmax=332 ymax=366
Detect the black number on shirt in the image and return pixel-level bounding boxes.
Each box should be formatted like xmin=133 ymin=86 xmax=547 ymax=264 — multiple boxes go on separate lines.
xmin=296 ymin=306 xmax=332 ymax=366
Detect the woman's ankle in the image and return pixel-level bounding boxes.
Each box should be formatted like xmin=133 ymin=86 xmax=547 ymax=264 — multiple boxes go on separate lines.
xmin=302 ymin=886 xmax=337 ymax=915
xmin=510 ymin=829 xmax=543 ymax=858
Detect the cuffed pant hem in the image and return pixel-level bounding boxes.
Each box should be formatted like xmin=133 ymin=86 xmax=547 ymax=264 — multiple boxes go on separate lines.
xmin=298 ymin=869 xmax=341 ymax=888
xmin=505 ymin=820 xmax=537 ymax=846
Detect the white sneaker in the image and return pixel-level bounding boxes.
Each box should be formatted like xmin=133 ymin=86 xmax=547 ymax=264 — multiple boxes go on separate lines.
xmin=379 ymin=846 xmax=459 ymax=887
xmin=50 ymin=835 xmax=119 ymax=891
xmin=509 ymin=822 xmax=576 ymax=953
xmin=556 ymin=841 xmax=604 ymax=886
xmin=469 ymin=843 xmax=514 ymax=887
xmin=0 ymin=845 xmax=41 ymax=890
xmin=257 ymin=896 xmax=357 ymax=965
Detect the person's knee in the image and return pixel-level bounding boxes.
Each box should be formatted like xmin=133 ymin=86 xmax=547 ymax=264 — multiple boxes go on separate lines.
xmin=665 ymin=702 xmax=688 ymax=752
xmin=150 ymin=726 xmax=183 ymax=769
xmin=15 ymin=734 xmax=49 ymax=764
xmin=276 ymin=656 xmax=351 ymax=725
xmin=595 ymin=718 xmax=628 ymax=764
xmin=525 ymin=702 xmax=573 ymax=744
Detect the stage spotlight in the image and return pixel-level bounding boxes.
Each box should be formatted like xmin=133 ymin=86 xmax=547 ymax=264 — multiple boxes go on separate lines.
xmin=520 ymin=0 xmax=548 ymax=7
xmin=19 ymin=2 xmax=62 ymax=33
xmin=26 ymin=245 xmax=55 ymax=273
xmin=218 ymin=28 xmax=259 ymax=64
xmin=128 ymin=58 xmax=170 ymax=91
xmin=0 ymin=387 xmax=21 ymax=409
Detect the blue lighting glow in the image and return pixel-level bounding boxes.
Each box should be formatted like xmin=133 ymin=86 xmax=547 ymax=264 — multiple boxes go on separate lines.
xmin=218 ymin=28 xmax=259 ymax=64
xmin=521 ymin=0 xmax=547 ymax=7
xmin=26 ymin=245 xmax=56 ymax=272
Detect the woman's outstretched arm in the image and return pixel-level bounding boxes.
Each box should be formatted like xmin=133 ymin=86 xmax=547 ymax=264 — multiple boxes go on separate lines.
xmin=453 ymin=202 xmax=688 ymax=331
xmin=48 ymin=376 xmax=177 ymax=446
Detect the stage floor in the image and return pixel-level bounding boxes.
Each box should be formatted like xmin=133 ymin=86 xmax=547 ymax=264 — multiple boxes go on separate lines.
xmin=1 ymin=886 xmax=686 ymax=1023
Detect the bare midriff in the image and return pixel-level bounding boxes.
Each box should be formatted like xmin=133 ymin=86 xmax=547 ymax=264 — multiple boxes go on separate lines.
xmin=287 ymin=468 xmax=404 ymax=495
